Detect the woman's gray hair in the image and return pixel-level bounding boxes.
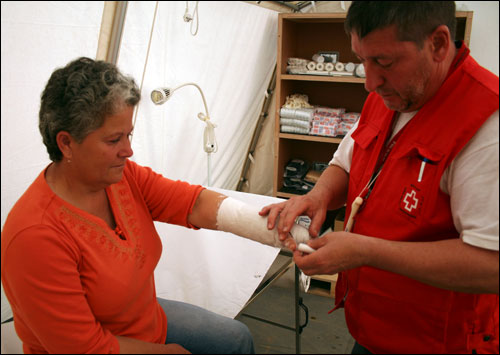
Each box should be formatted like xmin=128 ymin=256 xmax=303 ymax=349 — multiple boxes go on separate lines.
xmin=39 ymin=57 xmax=141 ymax=162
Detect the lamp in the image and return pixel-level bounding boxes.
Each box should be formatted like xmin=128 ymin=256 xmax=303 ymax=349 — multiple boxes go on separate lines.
xmin=151 ymin=83 xmax=217 ymax=186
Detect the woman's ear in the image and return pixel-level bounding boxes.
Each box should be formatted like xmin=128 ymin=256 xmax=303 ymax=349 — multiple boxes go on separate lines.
xmin=56 ymin=131 xmax=74 ymax=161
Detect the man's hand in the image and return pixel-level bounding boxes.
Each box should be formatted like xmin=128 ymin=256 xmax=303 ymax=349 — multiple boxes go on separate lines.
xmin=293 ymin=231 xmax=367 ymax=275
xmin=260 ymin=164 xmax=349 ymax=243
xmin=259 ymin=193 xmax=328 ymax=242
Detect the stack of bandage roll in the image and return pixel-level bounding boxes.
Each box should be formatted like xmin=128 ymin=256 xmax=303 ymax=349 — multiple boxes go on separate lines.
xmin=286 ymin=57 xmax=308 ymax=74
xmin=338 ymin=112 xmax=361 ymax=135
xmin=280 ymin=107 xmax=314 ymax=135
xmin=280 ymin=94 xmax=314 ymax=135
xmin=310 ymin=107 xmax=361 ymax=137
xmin=280 ymin=93 xmax=361 ymax=137
xmin=287 ymin=54 xmax=365 ymax=78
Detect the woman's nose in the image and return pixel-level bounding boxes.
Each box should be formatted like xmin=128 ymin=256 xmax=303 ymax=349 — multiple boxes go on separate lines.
xmin=120 ymin=138 xmax=134 ymax=158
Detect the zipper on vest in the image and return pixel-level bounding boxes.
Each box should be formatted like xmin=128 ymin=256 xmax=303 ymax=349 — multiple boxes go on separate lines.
xmin=329 ymin=273 xmax=348 ymax=314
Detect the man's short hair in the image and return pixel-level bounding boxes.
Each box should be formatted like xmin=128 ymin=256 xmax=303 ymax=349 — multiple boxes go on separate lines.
xmin=345 ymin=1 xmax=457 ymax=48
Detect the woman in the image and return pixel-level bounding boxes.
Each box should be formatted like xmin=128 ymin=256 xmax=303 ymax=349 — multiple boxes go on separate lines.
xmin=1 ymin=57 xmax=255 ymax=354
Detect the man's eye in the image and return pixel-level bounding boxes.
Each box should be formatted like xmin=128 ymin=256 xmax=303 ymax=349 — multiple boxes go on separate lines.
xmin=377 ymin=60 xmax=392 ymax=68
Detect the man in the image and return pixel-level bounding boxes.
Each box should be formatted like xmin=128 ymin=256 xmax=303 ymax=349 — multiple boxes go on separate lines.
xmin=260 ymin=2 xmax=499 ymax=353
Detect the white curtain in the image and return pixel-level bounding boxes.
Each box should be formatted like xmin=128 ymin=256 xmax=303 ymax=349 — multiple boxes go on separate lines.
xmin=1 ymin=0 xmax=279 ymax=323
xmin=1 ymin=1 xmax=105 ymax=322
xmin=117 ymin=1 xmax=281 ymax=318
xmin=117 ymin=1 xmax=277 ymax=188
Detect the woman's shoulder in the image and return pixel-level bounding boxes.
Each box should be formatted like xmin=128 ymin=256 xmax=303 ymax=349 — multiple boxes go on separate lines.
xmin=2 ymin=168 xmax=63 ymax=248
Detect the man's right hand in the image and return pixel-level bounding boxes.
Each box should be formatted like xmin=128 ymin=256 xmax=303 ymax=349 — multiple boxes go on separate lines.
xmin=259 ymin=192 xmax=328 ymax=242
xmin=260 ymin=164 xmax=349 ymax=242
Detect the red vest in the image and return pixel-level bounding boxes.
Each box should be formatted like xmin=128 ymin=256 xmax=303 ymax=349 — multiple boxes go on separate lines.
xmin=334 ymin=45 xmax=499 ymax=353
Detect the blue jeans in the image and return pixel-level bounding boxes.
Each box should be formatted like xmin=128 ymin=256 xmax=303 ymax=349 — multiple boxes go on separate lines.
xmin=157 ymin=298 xmax=255 ymax=354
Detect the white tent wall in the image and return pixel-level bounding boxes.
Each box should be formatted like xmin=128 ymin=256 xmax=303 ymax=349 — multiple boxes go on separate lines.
xmin=114 ymin=0 xmax=283 ymax=317
xmin=239 ymin=1 xmax=500 ymax=197
xmin=116 ymin=1 xmax=278 ymax=188
xmin=1 ymin=0 xmax=279 ymax=324
xmin=1 ymin=1 xmax=105 ymax=323
xmin=1 ymin=0 xmax=498 ymax=332
xmin=455 ymin=1 xmax=499 ymax=76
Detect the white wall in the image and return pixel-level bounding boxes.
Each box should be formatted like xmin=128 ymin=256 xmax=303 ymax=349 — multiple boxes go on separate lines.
xmin=457 ymin=1 xmax=499 ymax=75
xmin=117 ymin=1 xmax=277 ymax=189
xmin=1 ymin=1 xmax=105 ymax=323
xmin=1 ymin=0 xmax=498 ymax=323
xmin=1 ymin=1 xmax=280 ymax=323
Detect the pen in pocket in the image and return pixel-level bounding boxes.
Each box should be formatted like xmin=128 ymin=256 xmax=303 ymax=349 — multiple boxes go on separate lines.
xmin=417 ymin=157 xmax=431 ymax=182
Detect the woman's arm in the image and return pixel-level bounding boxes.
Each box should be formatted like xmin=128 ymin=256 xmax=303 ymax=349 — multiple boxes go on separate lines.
xmin=187 ymin=189 xmax=226 ymax=230
xmin=187 ymin=189 xmax=306 ymax=249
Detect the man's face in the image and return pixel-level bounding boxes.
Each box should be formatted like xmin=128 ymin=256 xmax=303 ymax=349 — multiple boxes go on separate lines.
xmin=351 ymin=25 xmax=436 ymax=112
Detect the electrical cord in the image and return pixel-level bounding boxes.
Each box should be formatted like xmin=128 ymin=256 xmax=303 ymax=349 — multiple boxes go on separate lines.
xmin=184 ymin=1 xmax=199 ymax=36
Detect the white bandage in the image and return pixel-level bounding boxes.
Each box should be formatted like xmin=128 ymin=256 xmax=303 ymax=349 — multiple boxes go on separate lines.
xmin=216 ymin=197 xmax=310 ymax=248
xmin=297 ymin=243 xmax=316 ymax=254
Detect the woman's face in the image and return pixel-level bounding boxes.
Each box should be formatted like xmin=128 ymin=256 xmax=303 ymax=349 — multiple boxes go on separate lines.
xmin=69 ymin=105 xmax=134 ymax=189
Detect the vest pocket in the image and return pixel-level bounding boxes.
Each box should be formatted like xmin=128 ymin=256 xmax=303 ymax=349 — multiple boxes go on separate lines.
xmin=391 ymin=144 xmax=444 ymax=224
xmin=351 ymin=122 xmax=380 ymax=150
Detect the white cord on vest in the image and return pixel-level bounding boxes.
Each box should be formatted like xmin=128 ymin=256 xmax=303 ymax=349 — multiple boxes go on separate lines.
xmin=345 ymin=168 xmax=383 ymax=233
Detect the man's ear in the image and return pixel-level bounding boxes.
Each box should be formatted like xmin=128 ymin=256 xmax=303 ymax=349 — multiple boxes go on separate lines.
xmin=429 ymin=24 xmax=451 ymax=63
xmin=56 ymin=131 xmax=74 ymax=160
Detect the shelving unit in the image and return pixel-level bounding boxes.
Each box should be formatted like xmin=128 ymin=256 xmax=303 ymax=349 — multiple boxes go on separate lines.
xmin=273 ymin=11 xmax=473 ymax=199
xmin=308 ymin=274 xmax=338 ymax=298
xmin=273 ymin=13 xmax=368 ymax=198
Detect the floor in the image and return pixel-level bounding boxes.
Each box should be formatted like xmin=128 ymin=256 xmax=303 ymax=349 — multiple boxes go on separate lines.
xmin=235 ymin=254 xmax=355 ymax=354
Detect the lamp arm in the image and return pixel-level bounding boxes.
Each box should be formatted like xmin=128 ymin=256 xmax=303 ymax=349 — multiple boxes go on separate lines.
xmin=171 ymin=82 xmax=210 ymax=120
xmin=170 ymin=82 xmax=217 ymax=154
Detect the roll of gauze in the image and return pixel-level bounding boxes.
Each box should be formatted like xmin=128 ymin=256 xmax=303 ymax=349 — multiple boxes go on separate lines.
xmin=345 ymin=62 xmax=355 ymax=73
xmin=297 ymin=243 xmax=316 ymax=254
xmin=355 ymin=63 xmax=365 ymax=77
xmin=216 ymin=197 xmax=310 ymax=248
xmin=306 ymin=61 xmax=316 ymax=71
xmin=312 ymin=54 xmax=325 ymax=63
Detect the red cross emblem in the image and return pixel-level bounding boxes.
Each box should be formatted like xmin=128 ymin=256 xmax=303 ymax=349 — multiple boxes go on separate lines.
xmin=399 ymin=185 xmax=422 ymax=218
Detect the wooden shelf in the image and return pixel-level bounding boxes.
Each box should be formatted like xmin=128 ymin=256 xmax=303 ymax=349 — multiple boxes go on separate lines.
xmin=279 ymin=133 xmax=343 ymax=144
xmin=307 ymin=274 xmax=338 ymax=298
xmin=280 ymin=13 xmax=348 ymax=21
xmin=276 ymin=191 xmax=302 ymax=199
xmin=282 ymin=74 xmax=366 ymax=84
xmin=273 ymin=11 xmax=473 ymax=198
xmin=274 ymin=13 xmax=364 ymax=197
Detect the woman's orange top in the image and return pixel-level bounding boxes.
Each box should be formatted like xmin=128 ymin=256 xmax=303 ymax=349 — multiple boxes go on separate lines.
xmin=1 ymin=159 xmax=204 ymax=353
